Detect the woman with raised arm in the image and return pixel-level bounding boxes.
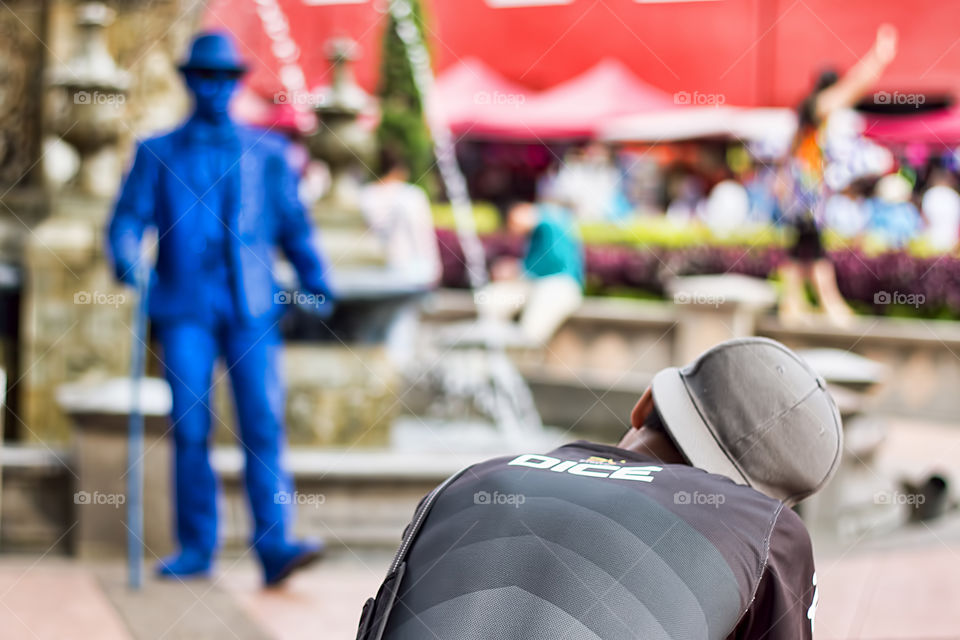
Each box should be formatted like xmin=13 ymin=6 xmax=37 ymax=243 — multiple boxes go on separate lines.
xmin=778 ymin=24 xmax=898 ymax=327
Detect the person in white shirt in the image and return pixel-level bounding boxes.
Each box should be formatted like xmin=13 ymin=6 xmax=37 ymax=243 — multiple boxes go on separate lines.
xmin=360 ymin=150 xmax=442 ymax=288
xmin=359 ymin=150 xmax=443 ymax=366
xmin=922 ymin=171 xmax=960 ymax=252
xmin=549 ymin=142 xmax=626 ymax=221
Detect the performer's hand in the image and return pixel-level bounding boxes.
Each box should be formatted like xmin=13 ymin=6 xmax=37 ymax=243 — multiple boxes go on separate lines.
xmin=301 ymin=290 xmax=336 ymax=320
xmin=116 ymin=263 xmax=140 ymax=288
xmin=874 ymin=24 xmax=898 ymax=66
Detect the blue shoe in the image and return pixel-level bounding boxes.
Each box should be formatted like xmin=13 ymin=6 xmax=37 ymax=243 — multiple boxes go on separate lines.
xmin=155 ymin=550 xmax=213 ymax=579
xmin=261 ymin=540 xmax=325 ymax=587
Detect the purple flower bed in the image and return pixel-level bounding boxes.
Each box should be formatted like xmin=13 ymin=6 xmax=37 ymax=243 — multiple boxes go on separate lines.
xmin=435 ymin=229 xmax=960 ymax=318
xmin=831 ymin=250 xmax=960 ymax=316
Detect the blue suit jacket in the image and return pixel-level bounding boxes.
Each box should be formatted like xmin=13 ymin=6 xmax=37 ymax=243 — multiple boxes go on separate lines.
xmin=107 ymin=121 xmax=330 ymax=325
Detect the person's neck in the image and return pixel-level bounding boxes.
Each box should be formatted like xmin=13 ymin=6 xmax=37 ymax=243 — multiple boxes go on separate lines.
xmin=191 ymin=111 xmax=232 ymax=128
xmin=379 ymin=172 xmax=406 ymax=185
xmin=616 ymin=427 xmax=687 ymax=465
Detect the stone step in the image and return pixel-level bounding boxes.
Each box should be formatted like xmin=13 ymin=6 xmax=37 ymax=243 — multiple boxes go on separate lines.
xmin=0 ymin=445 xmax=73 ymax=553
xmin=1 ymin=443 xmax=480 ymax=555
xmin=212 ymin=447 xmax=480 ymax=550
xmin=521 ymin=367 xmax=646 ymax=440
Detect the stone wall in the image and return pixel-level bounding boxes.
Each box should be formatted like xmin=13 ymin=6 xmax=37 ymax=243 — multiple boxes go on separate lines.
xmin=758 ymin=317 xmax=960 ymax=424
xmin=0 ymin=1 xmax=47 ymax=190
xmin=424 ymin=290 xmax=960 ymax=430
xmin=0 ymin=1 xmax=50 ymax=437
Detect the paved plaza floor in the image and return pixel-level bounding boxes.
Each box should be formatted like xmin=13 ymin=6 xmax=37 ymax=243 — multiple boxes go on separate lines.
xmin=2 ymin=532 xmax=960 ymax=639
xmin=1 ymin=418 xmax=959 ymax=639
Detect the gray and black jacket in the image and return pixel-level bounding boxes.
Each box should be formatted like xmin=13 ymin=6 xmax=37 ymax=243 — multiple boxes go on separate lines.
xmin=357 ymin=441 xmax=817 ymax=640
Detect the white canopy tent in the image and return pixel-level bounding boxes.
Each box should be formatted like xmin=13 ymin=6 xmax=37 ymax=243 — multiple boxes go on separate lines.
xmin=600 ymin=106 xmax=798 ymax=157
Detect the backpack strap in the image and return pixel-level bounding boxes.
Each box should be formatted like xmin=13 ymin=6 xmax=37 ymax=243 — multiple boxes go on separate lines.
xmin=356 ymin=465 xmax=475 ymax=640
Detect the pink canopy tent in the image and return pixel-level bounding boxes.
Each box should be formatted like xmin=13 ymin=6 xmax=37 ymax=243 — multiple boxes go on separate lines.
xmin=865 ymin=107 xmax=960 ymax=147
xmin=470 ymin=58 xmax=675 ymax=140
xmin=429 ymin=58 xmax=534 ymax=135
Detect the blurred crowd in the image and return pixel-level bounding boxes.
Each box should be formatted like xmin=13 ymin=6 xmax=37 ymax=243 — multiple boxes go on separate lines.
xmin=531 ymin=139 xmax=960 ymax=253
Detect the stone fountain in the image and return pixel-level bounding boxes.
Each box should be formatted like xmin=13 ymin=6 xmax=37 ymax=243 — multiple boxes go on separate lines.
xmin=47 ymin=2 xmax=129 ymax=200
xmin=278 ymin=37 xmax=430 ymax=448
xmin=307 ymin=38 xmax=376 ymax=227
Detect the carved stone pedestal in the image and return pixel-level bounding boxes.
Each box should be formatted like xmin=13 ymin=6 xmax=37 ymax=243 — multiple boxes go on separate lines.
xmin=20 ymin=194 xmax=134 ymax=443
xmin=284 ymin=344 xmax=397 ymax=447
xmin=58 ymin=376 xmax=173 ymax=559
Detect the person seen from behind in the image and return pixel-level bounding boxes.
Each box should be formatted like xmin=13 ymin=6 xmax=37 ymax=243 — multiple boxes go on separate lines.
xmin=357 ymin=337 xmax=841 ymax=639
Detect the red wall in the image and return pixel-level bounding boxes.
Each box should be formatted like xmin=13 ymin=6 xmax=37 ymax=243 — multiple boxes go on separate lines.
xmin=767 ymin=0 xmax=960 ymax=104
xmin=204 ymin=0 xmax=387 ymax=99
xmin=206 ymin=0 xmax=960 ymax=108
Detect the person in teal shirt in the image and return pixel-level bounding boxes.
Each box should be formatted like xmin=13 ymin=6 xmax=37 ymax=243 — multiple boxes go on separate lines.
xmin=480 ymin=202 xmax=584 ymax=345
xmin=521 ymin=203 xmax=585 ymax=285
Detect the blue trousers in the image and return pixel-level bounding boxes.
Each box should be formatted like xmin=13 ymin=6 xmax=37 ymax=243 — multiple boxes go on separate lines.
xmin=158 ymin=321 xmax=294 ymax=560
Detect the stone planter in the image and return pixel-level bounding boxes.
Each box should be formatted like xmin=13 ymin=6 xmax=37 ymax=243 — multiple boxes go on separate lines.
xmin=666 ymin=274 xmax=778 ymax=363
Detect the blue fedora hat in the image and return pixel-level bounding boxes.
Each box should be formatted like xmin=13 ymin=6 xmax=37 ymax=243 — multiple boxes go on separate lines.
xmin=178 ymin=31 xmax=248 ymax=74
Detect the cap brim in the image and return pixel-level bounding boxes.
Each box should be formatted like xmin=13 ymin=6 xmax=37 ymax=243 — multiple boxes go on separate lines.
xmin=651 ymin=367 xmax=751 ymax=487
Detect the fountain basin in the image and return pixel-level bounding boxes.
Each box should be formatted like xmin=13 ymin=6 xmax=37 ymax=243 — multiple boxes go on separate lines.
xmin=279 ymin=267 xmax=432 ymax=343
xmin=274 ymin=266 xmax=435 ymax=447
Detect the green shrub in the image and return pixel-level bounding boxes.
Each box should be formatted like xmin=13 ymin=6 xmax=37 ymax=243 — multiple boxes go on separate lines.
xmin=376 ymin=0 xmax=435 ymax=191
xmin=577 ymin=216 xmax=785 ymax=249
xmin=431 ymin=202 xmax=501 ymax=234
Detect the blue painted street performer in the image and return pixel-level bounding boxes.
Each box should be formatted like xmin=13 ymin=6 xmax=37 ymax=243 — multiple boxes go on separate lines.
xmin=108 ymin=31 xmax=332 ymax=586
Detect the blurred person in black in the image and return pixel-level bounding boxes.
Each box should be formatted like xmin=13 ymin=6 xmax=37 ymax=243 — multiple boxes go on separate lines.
xmin=357 ymin=337 xmax=842 ymax=640
xmin=777 ymin=24 xmax=897 ymax=327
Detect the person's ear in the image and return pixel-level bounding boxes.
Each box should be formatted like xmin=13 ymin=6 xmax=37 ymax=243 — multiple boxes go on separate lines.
xmin=630 ymin=387 xmax=654 ymax=430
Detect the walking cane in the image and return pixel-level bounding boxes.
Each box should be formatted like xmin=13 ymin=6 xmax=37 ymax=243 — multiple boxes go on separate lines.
xmin=127 ymin=260 xmax=149 ymax=590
